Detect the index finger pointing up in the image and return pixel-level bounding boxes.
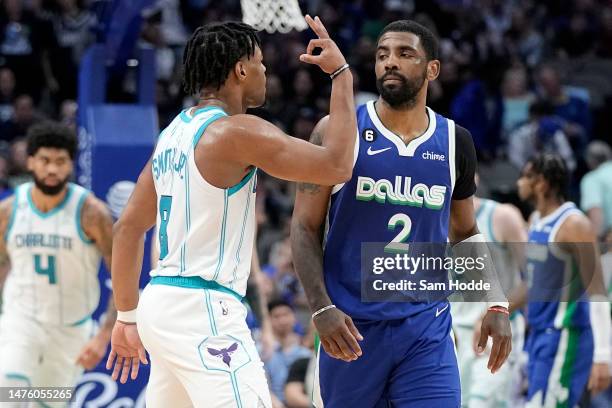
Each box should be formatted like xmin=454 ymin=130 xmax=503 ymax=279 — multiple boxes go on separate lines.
xmin=305 ymin=15 xmax=330 ymax=39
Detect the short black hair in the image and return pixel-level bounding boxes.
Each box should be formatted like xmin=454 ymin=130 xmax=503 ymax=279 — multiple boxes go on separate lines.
xmin=527 ymin=153 xmax=569 ymax=200
xmin=182 ymin=21 xmax=261 ymax=95
xmin=26 ymin=121 xmax=77 ymax=160
xmin=378 ymin=20 xmax=439 ymax=61
xmin=267 ymin=298 xmax=293 ymax=314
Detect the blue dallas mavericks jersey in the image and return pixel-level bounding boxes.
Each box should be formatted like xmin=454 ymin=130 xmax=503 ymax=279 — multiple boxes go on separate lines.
xmin=526 ymin=202 xmax=590 ymax=329
xmin=324 ymin=101 xmax=456 ymax=321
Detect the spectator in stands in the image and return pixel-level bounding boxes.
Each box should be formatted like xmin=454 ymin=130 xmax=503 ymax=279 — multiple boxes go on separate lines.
xmin=580 ymin=141 xmax=612 ymax=239
xmin=0 ymin=94 xmax=40 ymax=142
xmin=0 ymin=67 xmax=15 ymax=123
xmin=59 ymin=99 xmax=77 ymax=132
xmin=536 ymin=64 xmax=591 ymax=150
xmin=47 ymin=0 xmax=97 ymax=103
xmin=8 ymin=137 xmax=30 ymax=187
xmin=500 ymin=66 xmax=535 ymax=141
xmin=264 ymin=299 xmax=312 ymax=408
xmin=0 ymin=0 xmax=55 ymax=102
xmin=284 ymin=322 xmax=318 ymax=408
xmin=508 ymin=100 xmax=576 ymax=173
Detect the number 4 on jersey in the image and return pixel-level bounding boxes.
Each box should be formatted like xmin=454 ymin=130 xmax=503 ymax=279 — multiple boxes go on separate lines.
xmin=34 ymin=254 xmax=56 ymax=284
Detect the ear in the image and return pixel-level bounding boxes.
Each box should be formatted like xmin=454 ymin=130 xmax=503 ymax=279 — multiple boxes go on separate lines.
xmin=26 ymin=156 xmax=34 ymax=172
xmin=234 ymin=60 xmax=248 ymax=82
xmin=426 ymin=60 xmax=440 ymax=81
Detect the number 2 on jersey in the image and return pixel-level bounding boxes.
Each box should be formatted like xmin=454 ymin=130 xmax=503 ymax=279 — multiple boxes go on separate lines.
xmin=34 ymin=254 xmax=56 ymax=284
xmin=385 ymin=213 xmax=412 ymax=253
xmin=158 ymin=195 xmax=172 ymax=260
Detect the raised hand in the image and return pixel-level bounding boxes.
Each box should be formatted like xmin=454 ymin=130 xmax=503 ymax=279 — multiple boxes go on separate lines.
xmin=299 ymin=15 xmax=347 ymax=74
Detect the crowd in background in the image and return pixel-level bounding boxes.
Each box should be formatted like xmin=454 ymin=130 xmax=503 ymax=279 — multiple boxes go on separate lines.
xmin=2 ymin=0 xmax=612 ymax=407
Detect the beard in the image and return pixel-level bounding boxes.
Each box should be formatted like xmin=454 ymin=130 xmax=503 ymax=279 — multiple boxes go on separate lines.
xmin=33 ymin=174 xmax=69 ymax=196
xmin=376 ymin=69 xmax=427 ymax=109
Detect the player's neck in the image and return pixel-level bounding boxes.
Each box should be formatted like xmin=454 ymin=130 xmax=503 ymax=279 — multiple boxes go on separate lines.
xmin=375 ymin=96 xmax=429 ymax=144
xmin=536 ymin=196 xmax=564 ymax=218
xmin=196 ymin=89 xmax=245 ymax=115
xmin=30 ymin=186 xmax=69 ymax=213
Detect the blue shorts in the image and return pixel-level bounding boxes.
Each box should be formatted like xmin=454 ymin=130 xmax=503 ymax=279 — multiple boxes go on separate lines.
xmin=318 ymin=303 xmax=460 ymax=408
xmin=526 ymin=326 xmax=593 ymax=408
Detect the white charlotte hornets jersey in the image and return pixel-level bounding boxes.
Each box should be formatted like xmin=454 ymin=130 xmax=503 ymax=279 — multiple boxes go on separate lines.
xmin=452 ymin=198 xmax=521 ymax=326
xmin=3 ymin=182 xmax=102 ymax=325
xmin=151 ymin=107 xmax=257 ymax=297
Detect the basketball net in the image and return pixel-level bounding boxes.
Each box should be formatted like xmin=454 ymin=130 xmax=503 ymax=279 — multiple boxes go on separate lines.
xmin=241 ymin=0 xmax=308 ymax=33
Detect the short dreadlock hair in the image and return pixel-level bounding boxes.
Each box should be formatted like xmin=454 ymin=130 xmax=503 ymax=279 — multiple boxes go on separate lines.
xmin=182 ymin=22 xmax=261 ymax=95
xmin=527 ymin=153 xmax=569 ymax=200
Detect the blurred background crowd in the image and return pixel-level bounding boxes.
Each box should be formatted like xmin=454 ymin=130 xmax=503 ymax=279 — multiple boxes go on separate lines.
xmin=1 ymin=0 xmax=612 ymax=407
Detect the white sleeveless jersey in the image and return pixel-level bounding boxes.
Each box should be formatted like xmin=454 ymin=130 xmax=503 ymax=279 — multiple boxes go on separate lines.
xmin=150 ymin=107 xmax=257 ymax=297
xmin=3 ymin=182 xmax=102 ymax=325
xmin=452 ymin=198 xmax=521 ymax=327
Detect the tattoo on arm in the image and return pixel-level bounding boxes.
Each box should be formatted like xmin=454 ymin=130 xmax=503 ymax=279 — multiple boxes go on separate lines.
xmin=81 ymin=196 xmax=114 ymax=270
xmin=297 ymin=127 xmax=324 ymax=195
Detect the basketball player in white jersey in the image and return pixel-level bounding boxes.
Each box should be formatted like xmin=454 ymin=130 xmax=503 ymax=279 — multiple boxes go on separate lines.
xmin=451 ymin=174 xmax=528 ymax=407
xmin=0 ymin=122 xmax=116 ymax=403
xmin=107 ymin=17 xmax=357 ymax=407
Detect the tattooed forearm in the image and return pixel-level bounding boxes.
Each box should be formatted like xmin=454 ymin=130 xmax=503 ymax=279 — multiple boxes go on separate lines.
xmin=298 ymin=183 xmax=321 ymax=194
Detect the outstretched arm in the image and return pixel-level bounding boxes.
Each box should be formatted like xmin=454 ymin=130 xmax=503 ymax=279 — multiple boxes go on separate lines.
xmin=76 ymin=195 xmax=117 ymax=370
xmin=290 ymin=119 xmax=362 ymax=362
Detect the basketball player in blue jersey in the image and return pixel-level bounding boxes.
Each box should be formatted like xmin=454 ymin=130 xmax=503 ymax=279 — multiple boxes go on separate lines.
xmin=107 ymin=17 xmax=358 ymax=408
xmin=516 ymin=154 xmax=611 ymax=407
xmin=291 ymin=20 xmax=512 ymax=407
xmin=0 ymin=122 xmax=116 ymax=399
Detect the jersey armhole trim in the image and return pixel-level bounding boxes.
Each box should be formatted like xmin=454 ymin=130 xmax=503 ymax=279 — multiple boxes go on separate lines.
xmin=228 ymin=167 xmax=257 ymax=197
xmin=76 ymin=191 xmax=94 ymax=244
xmin=5 ymin=190 xmax=19 ymax=241
xmin=448 ymin=119 xmax=456 ymax=193
xmin=192 ymin=112 xmax=228 ymax=147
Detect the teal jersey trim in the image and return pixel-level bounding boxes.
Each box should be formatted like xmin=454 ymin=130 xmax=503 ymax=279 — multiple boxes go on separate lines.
xmin=228 ymin=168 xmax=257 ymax=197
xmin=4 ymin=189 xmax=19 ymax=241
xmin=181 ymin=106 xmax=226 ymax=124
xmin=75 ymin=191 xmax=94 ymax=244
xmin=5 ymin=372 xmax=31 ymax=384
xmin=70 ymin=314 xmax=92 ymax=327
xmin=230 ymin=176 xmax=253 ymax=289
xmin=192 ymin=112 xmax=227 ymax=147
xmin=230 ymin=372 xmax=244 ymax=408
xmin=204 ymin=289 xmax=218 ymax=335
xmin=151 ymin=275 xmax=243 ymax=301
xmin=212 ymin=190 xmax=229 ymax=281
xmin=27 ymin=183 xmax=73 ymax=218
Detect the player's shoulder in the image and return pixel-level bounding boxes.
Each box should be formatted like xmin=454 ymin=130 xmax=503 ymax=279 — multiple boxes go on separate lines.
xmin=75 ymin=187 xmax=111 ymax=222
xmin=556 ymin=205 xmax=592 ymax=242
xmin=0 ymin=193 xmax=15 ymax=219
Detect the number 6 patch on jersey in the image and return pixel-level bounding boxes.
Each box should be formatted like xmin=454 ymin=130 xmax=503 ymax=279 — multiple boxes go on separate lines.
xmin=198 ymin=334 xmax=252 ymax=373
